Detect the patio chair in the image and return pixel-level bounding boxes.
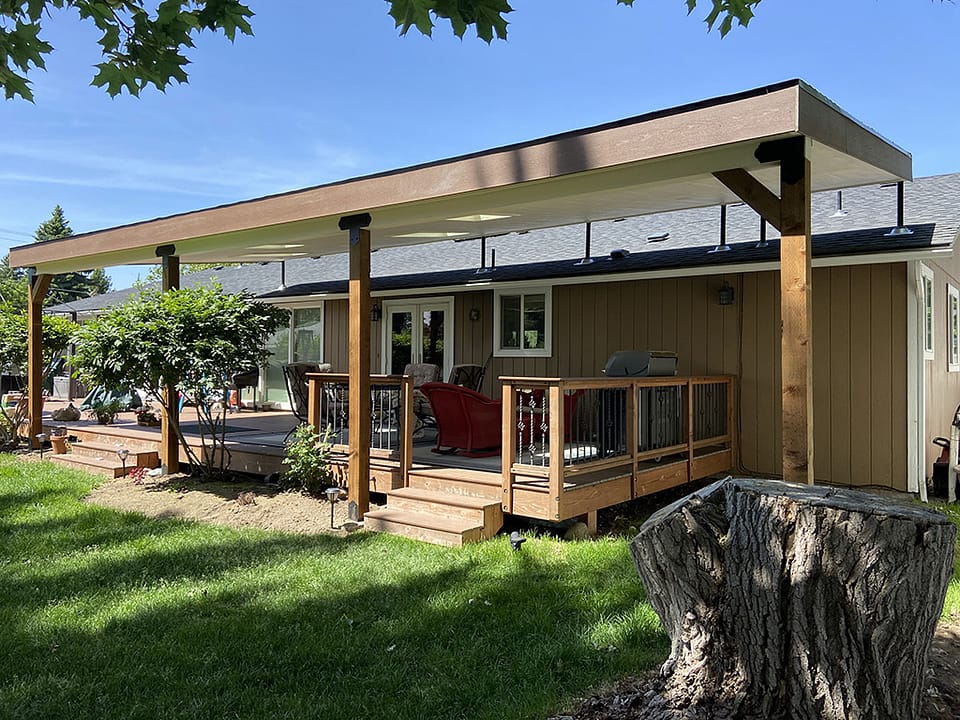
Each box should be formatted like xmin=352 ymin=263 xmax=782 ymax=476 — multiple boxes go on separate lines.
xmin=419 ymin=382 xmax=502 ymax=457
xmin=282 ymin=362 xmax=332 ymax=438
xmin=402 ymin=362 xmax=441 ymax=431
xmin=447 ymin=363 xmax=485 ymax=392
xmin=229 ymin=367 xmax=260 ymax=412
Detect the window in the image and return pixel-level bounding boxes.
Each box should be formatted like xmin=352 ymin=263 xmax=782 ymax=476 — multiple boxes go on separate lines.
xmin=494 ymin=288 xmax=552 ymax=357
xmin=949 ymin=285 xmax=959 ymax=372
xmin=921 ymin=265 xmax=934 ymax=360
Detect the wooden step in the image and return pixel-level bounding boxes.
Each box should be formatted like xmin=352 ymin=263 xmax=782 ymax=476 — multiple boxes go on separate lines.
xmin=386 ymin=486 xmax=503 ymax=529
xmin=407 ymin=466 xmax=502 ymax=501
xmin=48 ymin=453 xmax=131 ymax=478
xmin=363 ymin=508 xmax=484 ymax=547
xmin=68 ymin=441 xmax=159 ymax=468
xmin=64 ymin=427 xmax=161 ymax=454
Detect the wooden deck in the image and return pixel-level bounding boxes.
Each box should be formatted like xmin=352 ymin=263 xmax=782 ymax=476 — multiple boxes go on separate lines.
xmin=42 ymin=374 xmax=735 ymax=546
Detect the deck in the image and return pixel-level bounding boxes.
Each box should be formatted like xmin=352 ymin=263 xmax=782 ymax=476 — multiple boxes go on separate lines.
xmin=41 ymin=373 xmax=734 ymax=545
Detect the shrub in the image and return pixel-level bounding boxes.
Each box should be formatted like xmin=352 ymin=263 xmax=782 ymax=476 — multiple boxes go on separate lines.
xmin=281 ymin=424 xmax=336 ymax=496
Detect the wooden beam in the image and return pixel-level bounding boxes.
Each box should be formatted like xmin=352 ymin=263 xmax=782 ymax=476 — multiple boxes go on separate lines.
xmin=160 ymin=250 xmax=180 ymax=474
xmin=342 ymin=213 xmax=372 ymax=519
xmin=712 ymin=169 xmax=782 ymax=231
xmin=27 ymin=272 xmax=51 ymax=447
xmin=777 ymin=139 xmax=814 ymax=485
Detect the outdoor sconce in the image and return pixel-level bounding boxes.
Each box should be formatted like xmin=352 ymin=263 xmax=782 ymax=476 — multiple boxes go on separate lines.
xmin=469 ymin=308 xmax=481 ymax=322
xmin=116 ymin=448 xmax=130 ymax=476
xmin=370 ymin=304 xmax=382 ymax=323
xmin=325 ymin=486 xmax=341 ymax=529
xmin=718 ymin=281 xmax=735 ymax=306
xmin=35 ymin=432 xmax=48 ymax=458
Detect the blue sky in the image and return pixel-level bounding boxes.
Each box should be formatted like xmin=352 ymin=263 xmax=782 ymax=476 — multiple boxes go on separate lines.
xmin=1 ymin=0 xmax=958 ymax=290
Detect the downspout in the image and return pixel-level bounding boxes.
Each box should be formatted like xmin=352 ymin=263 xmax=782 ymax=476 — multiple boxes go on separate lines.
xmin=907 ymin=261 xmax=926 ymax=500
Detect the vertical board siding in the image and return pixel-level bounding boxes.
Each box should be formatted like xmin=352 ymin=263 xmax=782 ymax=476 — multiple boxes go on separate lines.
xmin=923 ymin=249 xmax=960 ymax=477
xmin=323 ymin=264 xmax=908 ymax=490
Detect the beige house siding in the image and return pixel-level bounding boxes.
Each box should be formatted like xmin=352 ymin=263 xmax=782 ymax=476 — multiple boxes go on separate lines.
xmin=741 ymin=265 xmax=908 ymax=490
xmin=322 ymin=264 xmax=909 ymax=489
xmin=922 ymin=249 xmax=960 ymax=479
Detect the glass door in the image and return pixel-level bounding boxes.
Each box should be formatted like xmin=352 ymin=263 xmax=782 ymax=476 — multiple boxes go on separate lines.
xmin=384 ymin=298 xmax=453 ymax=380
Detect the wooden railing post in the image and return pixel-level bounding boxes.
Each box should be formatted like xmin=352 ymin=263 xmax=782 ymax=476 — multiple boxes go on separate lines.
xmin=548 ymin=384 xmax=564 ymax=521
xmin=686 ymin=379 xmax=695 ymax=483
xmin=627 ymin=380 xmax=638 ymax=497
xmin=501 ymin=381 xmax=517 ymax=514
xmin=401 ymin=375 xmax=414 ymax=487
xmin=307 ymin=374 xmax=321 ymax=430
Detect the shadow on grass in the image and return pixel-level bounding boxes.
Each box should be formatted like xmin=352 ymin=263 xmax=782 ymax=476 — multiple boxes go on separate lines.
xmin=0 ymin=467 xmax=667 ymax=720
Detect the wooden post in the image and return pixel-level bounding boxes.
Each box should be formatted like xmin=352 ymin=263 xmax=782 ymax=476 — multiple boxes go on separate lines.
xmin=27 ymin=271 xmax=51 ymax=447
xmin=340 ymin=213 xmax=372 ymax=520
xmin=400 ymin=376 xmax=414 ymax=487
xmin=548 ymin=384 xmax=564 ymax=520
xmin=501 ymin=380 xmax=517 ymax=514
xmin=777 ymin=140 xmax=814 ymax=485
xmin=159 ymin=247 xmax=180 ymax=474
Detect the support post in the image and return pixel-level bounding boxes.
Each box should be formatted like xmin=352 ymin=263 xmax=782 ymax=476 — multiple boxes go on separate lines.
xmin=776 ymin=139 xmax=814 ymax=484
xmin=158 ymin=246 xmax=180 ymax=474
xmin=340 ymin=213 xmax=372 ymax=519
xmin=27 ymin=271 xmax=51 ymax=447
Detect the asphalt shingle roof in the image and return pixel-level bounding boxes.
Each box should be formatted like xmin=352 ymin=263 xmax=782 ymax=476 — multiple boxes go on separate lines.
xmin=49 ymin=173 xmax=960 ymax=314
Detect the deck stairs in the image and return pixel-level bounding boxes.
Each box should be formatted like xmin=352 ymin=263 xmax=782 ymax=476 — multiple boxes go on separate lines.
xmin=47 ymin=427 xmax=161 ymax=478
xmin=364 ymin=466 xmax=504 ymax=547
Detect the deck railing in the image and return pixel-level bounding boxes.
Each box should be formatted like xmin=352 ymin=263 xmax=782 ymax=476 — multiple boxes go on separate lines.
xmin=501 ymin=376 xmax=734 ymax=520
xmin=305 ymin=373 xmax=414 ymax=468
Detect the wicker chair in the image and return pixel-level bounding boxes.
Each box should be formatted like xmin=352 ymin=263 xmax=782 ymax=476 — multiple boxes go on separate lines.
xmin=419 ymin=382 xmax=503 ymax=457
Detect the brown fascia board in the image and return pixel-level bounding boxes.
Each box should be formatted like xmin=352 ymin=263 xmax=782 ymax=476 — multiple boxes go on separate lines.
xmin=9 ymin=80 xmax=811 ymax=271
xmin=796 ymin=81 xmax=912 ymax=182
xmin=11 ymin=79 xmax=909 ymax=273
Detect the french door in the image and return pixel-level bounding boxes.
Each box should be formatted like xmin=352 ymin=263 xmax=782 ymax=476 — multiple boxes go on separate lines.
xmin=382 ymin=298 xmax=454 ymax=381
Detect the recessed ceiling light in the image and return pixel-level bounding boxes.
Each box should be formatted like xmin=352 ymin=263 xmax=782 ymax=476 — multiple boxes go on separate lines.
xmin=447 ymin=213 xmax=513 ymax=222
xmin=248 ymin=244 xmax=305 ymax=250
xmin=393 ymin=231 xmax=470 ymax=239
xmin=240 ymin=252 xmax=309 ymax=259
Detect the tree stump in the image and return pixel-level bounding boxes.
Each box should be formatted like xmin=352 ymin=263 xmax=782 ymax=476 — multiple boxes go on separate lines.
xmin=630 ymin=478 xmax=956 ymax=720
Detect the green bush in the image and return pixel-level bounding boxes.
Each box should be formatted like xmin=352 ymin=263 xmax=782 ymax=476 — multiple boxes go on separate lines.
xmin=281 ymin=424 xmax=336 ymax=496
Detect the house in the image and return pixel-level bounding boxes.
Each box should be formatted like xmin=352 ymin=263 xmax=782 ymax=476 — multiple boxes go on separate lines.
xmin=16 ymin=79 xmax=958 ymax=542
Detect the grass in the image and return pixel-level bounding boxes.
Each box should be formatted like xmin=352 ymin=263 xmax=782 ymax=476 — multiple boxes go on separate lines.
xmin=3 ymin=460 xmax=959 ymax=720
xmin=934 ymin=501 xmax=960 ymax=619
xmin=0 ymin=457 xmax=666 ymax=720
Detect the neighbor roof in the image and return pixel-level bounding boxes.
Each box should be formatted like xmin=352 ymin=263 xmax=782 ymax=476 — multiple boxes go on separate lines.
xmin=14 ymin=79 xmax=910 ymax=276
xmin=49 ymin=173 xmax=958 ymax=315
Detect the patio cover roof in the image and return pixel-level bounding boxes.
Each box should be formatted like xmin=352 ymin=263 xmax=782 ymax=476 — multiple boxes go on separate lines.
xmin=9 ymin=79 xmax=910 ymax=275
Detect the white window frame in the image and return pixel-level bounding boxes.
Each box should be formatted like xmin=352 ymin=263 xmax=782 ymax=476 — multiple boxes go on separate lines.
xmin=289 ymin=304 xmax=325 ymax=364
xmin=493 ymin=287 xmax=552 ymax=358
xmin=948 ymin=284 xmax=959 ymax=372
xmin=921 ymin=264 xmax=934 ymax=361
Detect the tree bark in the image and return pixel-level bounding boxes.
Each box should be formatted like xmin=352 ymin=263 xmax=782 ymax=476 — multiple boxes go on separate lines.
xmin=630 ymin=478 xmax=956 ymax=720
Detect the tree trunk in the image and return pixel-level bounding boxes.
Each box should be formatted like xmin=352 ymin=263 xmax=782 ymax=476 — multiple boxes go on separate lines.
xmin=630 ymin=478 xmax=956 ymax=720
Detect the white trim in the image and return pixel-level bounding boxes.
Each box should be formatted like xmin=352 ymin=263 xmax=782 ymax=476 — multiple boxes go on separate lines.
xmin=290 ymin=304 xmax=325 ymax=364
xmin=381 ymin=296 xmax=455 ymax=380
xmin=949 ymin=284 xmax=960 ymax=372
xmin=907 ymin=261 xmax=925 ymax=498
xmin=920 ymin=263 xmax=935 ymax=361
xmin=493 ymin=287 xmax=552 ymax=358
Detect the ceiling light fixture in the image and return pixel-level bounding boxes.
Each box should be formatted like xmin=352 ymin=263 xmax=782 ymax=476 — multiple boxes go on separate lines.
xmin=393 ymin=231 xmax=470 ymax=239
xmin=447 ymin=213 xmax=513 ymax=222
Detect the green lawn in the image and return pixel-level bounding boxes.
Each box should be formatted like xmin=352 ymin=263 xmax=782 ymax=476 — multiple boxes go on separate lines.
xmin=3 ymin=460 xmax=959 ymax=720
xmin=936 ymin=501 xmax=960 ymax=619
xmin=0 ymin=458 xmax=666 ymax=720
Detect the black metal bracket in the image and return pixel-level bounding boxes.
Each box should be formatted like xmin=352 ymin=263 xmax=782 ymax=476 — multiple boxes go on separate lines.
xmin=338 ymin=213 xmax=373 ymax=246
xmin=754 ymin=136 xmax=807 ymax=185
xmin=155 ymin=244 xmax=176 ymax=258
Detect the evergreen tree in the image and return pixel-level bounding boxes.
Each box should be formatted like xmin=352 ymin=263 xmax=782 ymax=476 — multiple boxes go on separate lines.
xmin=33 ymin=206 xmax=112 ymax=306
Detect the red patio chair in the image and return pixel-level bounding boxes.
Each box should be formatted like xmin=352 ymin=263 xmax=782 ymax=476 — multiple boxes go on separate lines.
xmin=419 ymin=382 xmax=503 ymax=457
